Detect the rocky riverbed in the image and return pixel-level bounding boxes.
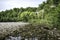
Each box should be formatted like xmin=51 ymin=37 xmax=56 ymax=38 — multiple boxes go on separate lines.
xmin=0 ymin=22 xmax=29 ymax=40
xmin=0 ymin=22 xmax=60 ymax=40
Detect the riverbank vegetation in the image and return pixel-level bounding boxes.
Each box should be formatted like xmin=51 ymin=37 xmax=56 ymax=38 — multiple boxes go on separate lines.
xmin=0 ymin=0 xmax=60 ymax=29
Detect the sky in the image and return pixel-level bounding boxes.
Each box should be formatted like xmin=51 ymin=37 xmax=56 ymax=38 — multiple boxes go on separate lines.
xmin=0 ymin=0 xmax=46 ymax=11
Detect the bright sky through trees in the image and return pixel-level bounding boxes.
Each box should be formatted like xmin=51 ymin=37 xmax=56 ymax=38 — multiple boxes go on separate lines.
xmin=0 ymin=0 xmax=46 ymax=11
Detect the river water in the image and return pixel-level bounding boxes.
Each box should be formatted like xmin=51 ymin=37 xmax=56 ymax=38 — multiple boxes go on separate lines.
xmin=5 ymin=36 xmax=21 ymax=40
xmin=5 ymin=37 xmax=38 ymax=40
xmin=5 ymin=36 xmax=38 ymax=40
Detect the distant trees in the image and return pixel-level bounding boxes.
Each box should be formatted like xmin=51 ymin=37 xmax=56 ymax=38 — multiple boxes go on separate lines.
xmin=0 ymin=7 xmax=37 ymax=22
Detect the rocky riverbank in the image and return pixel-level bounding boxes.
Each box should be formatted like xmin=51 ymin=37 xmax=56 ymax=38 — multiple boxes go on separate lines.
xmin=0 ymin=22 xmax=60 ymax=40
xmin=0 ymin=22 xmax=29 ymax=40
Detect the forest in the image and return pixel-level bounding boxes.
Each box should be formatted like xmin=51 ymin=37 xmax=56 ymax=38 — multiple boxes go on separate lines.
xmin=0 ymin=0 xmax=60 ymax=30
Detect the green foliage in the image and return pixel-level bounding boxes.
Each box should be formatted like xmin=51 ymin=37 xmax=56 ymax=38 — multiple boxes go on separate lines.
xmin=0 ymin=0 xmax=60 ymax=29
xmin=0 ymin=7 xmax=37 ymax=22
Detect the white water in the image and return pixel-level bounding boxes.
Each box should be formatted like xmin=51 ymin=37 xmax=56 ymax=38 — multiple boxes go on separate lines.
xmin=5 ymin=36 xmax=21 ymax=40
xmin=5 ymin=36 xmax=38 ymax=40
